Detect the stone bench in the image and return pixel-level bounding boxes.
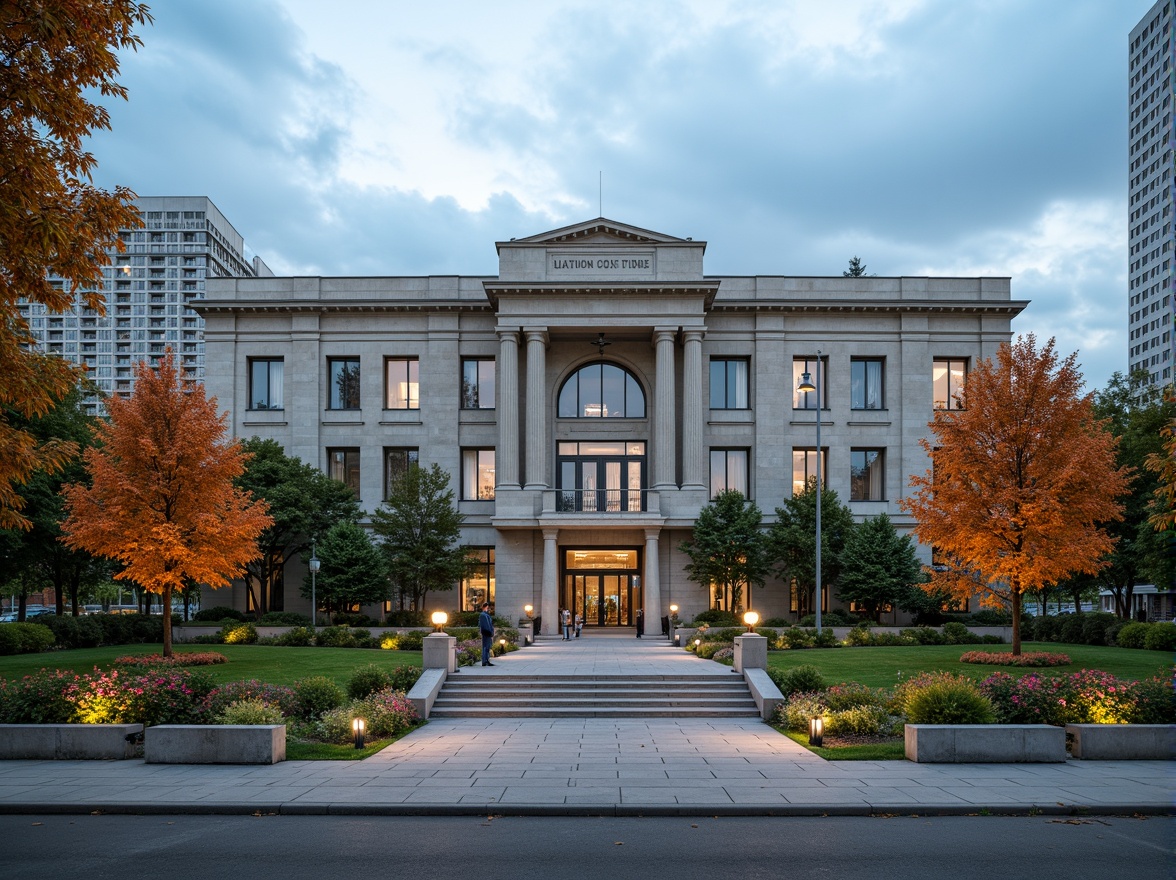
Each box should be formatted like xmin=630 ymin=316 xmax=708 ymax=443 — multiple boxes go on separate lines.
xmin=905 ymin=724 xmax=1066 ymax=763
xmin=1066 ymin=724 xmax=1176 ymax=760
xmin=0 ymin=723 xmax=144 ymax=760
xmin=144 ymin=725 xmax=285 ymax=764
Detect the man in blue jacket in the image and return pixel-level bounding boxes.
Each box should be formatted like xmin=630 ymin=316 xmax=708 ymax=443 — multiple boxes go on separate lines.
xmin=479 ymin=602 xmax=495 ymax=666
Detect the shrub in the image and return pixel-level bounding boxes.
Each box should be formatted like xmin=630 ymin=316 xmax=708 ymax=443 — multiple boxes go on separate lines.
xmin=93 ymin=614 xmax=133 ymax=645
xmin=220 ymin=621 xmax=257 ymax=645
xmin=114 ymin=652 xmax=228 ymax=668
xmin=293 ymin=675 xmax=346 ymax=719
xmin=700 ymin=627 xmax=745 ymax=643
xmin=844 ymin=624 xmax=873 ymax=647
xmin=1103 ymin=617 xmax=1128 ymax=646
xmin=194 ymin=606 xmax=245 ymax=622
xmin=456 ymin=638 xmax=482 ymax=667
xmin=768 ymin=664 xmax=825 ymax=697
xmin=384 ymin=610 xmax=426 ymax=627
xmin=258 ymin=611 xmax=312 ymax=626
xmin=41 ymin=615 xmax=103 ymax=649
xmin=965 ymin=609 xmax=1012 ymax=626
xmin=274 ymin=626 xmax=316 ymax=647
xmin=315 ymin=706 xmax=359 ymax=744
xmin=1143 ymin=622 xmax=1176 ymax=652
xmin=0 ymin=669 xmax=78 ymax=723
xmin=1056 ymin=614 xmax=1085 ymax=645
xmin=332 ymin=612 xmax=381 ymax=627
xmin=822 ymin=682 xmax=886 ymax=711
xmin=980 ymin=634 xmax=1004 ymax=644
xmin=781 ymin=628 xmax=815 ymax=649
xmin=1117 ymin=622 xmax=1152 ymax=649
xmin=797 ymin=609 xmax=856 ymax=627
xmin=761 ymin=617 xmax=791 ymax=628
xmin=386 ymin=629 xmax=425 ymax=651
xmin=204 ymin=680 xmax=299 ymax=718
xmin=388 ymin=665 xmax=422 ymax=692
xmin=69 ymin=668 xmax=215 ymax=726
xmin=890 ymin=671 xmax=973 ymax=717
xmin=900 ymin=627 xmax=946 ymax=645
xmin=692 ymin=609 xmax=740 ymax=626
xmin=0 ymin=622 xmax=55 ymax=655
xmin=354 ymin=687 xmax=420 ymax=737
xmin=979 ymin=671 xmax=1067 ymax=724
xmin=695 ymin=641 xmax=732 ymax=660
xmin=216 ymin=698 xmax=285 ymax=725
xmin=777 ymin=692 xmax=828 ymax=732
xmin=1079 ymin=612 xmax=1118 ymax=646
xmin=941 ymin=621 xmax=982 ymax=645
xmin=315 ymin=626 xmax=358 ymax=648
xmin=904 ymin=678 xmax=995 ymax=724
xmin=1030 ymin=616 xmax=1060 ymax=642
xmin=1128 ymin=675 xmax=1176 ymax=723
xmin=711 ymin=647 xmax=734 ymax=663
xmin=960 ymin=650 xmax=1070 ymax=667
xmin=348 ymin=664 xmax=394 ymax=700
xmin=824 ymin=704 xmax=893 ymax=737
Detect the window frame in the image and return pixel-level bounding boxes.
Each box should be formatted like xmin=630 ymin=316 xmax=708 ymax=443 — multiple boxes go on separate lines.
xmin=709 ymin=448 xmax=750 ymax=498
xmin=849 ymin=357 xmax=884 ymax=410
xmin=385 ymin=356 xmax=420 ymax=410
xmin=247 ymin=357 xmax=284 ymax=411
xmin=792 ymin=356 xmax=828 ymax=410
xmin=461 ymin=357 xmax=496 ymax=409
xmin=557 ymin=361 xmax=646 ymax=419
xmin=933 ymin=358 xmax=967 ymax=411
xmin=383 ymin=447 xmax=420 ymax=499
xmin=791 ymin=447 xmax=828 ymax=496
xmin=461 ymin=448 xmax=496 ymax=501
xmin=709 ymin=357 xmax=750 ymax=410
xmin=327 ymin=357 xmax=361 ymax=410
xmin=326 ymin=447 xmax=361 ymax=497
xmin=849 ymin=448 xmax=885 ymax=501
xmin=460 ymin=547 xmax=495 ymax=611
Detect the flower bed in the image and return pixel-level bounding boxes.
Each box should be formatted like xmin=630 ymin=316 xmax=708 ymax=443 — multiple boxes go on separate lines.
xmin=114 ymin=652 xmax=229 ymax=668
xmin=978 ymin=669 xmax=1173 ymax=725
xmin=960 ymin=650 xmax=1070 ymax=667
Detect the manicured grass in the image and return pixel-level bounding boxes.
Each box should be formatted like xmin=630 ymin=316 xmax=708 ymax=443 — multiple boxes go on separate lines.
xmin=765 ymin=642 xmax=1172 ymax=688
xmin=781 ymin=730 xmax=905 ymax=761
xmin=0 ymin=644 xmax=423 ymax=687
xmin=287 ymin=738 xmax=395 ymax=760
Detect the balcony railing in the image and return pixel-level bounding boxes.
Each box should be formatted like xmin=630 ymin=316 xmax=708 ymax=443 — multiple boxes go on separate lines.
xmin=555 ymin=489 xmax=646 ymax=513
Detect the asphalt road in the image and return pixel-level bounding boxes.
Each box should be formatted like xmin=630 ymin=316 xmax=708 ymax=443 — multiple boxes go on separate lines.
xmin=3 ymin=814 xmax=1172 ymax=880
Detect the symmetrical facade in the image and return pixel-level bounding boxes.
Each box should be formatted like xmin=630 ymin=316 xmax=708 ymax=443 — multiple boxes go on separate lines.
xmin=197 ymin=218 xmax=1025 ymax=631
xmin=1127 ymin=0 xmax=1174 ymax=390
xmin=21 ymin=196 xmax=269 ymax=415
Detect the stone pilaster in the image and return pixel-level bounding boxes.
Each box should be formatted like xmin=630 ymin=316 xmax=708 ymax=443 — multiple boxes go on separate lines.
xmin=644 ymin=528 xmax=661 ymax=635
xmin=681 ymin=329 xmax=705 ymax=489
xmin=653 ymin=329 xmax=677 ymax=489
xmin=496 ymin=329 xmax=520 ymax=489
xmin=542 ymin=528 xmax=559 ymax=636
xmin=524 ymin=329 xmax=548 ymax=489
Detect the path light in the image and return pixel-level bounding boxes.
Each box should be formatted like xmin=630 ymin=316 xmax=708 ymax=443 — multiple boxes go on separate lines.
xmin=499 ymin=637 xmax=506 ymax=655
xmin=669 ymin=603 xmax=679 ymax=619
xmin=524 ymin=604 xmax=533 ymax=619
xmin=352 ymin=717 xmax=366 ymax=749
xmin=743 ymin=610 xmax=760 ymax=633
xmin=809 ymin=716 xmax=824 ymax=747
xmin=431 ymin=611 xmax=448 ymax=633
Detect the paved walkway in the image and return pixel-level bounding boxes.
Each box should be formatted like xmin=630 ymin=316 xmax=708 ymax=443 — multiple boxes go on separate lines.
xmin=0 ymin=634 xmax=1171 ymax=816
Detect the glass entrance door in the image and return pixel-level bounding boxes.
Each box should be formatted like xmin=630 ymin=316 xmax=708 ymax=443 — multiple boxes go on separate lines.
xmin=564 ymin=548 xmax=641 ymax=626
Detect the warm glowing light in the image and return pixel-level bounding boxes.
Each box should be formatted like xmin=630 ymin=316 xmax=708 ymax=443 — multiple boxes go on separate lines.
xmin=743 ymin=610 xmax=760 ymax=632
xmin=431 ymin=611 xmax=448 ymax=632
xmin=808 ymin=716 xmax=824 ymax=747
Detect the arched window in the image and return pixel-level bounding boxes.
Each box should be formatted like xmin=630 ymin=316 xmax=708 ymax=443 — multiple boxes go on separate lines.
xmin=558 ymin=362 xmax=646 ymax=418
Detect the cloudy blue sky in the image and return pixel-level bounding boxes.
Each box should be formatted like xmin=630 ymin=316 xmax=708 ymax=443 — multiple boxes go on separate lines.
xmin=85 ymin=0 xmax=1151 ymax=390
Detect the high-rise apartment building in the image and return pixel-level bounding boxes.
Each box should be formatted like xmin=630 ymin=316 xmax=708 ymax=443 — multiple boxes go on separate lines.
xmin=20 ymin=196 xmax=269 ymax=415
xmin=1127 ymin=0 xmax=1174 ymax=390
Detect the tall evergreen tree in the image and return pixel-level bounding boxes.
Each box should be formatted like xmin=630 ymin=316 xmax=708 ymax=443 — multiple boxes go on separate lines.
xmin=836 ymin=513 xmax=923 ymax=622
xmin=679 ymin=490 xmax=768 ymax=612
xmin=305 ymin=520 xmax=388 ymax=619
xmin=768 ymin=481 xmax=855 ymax=619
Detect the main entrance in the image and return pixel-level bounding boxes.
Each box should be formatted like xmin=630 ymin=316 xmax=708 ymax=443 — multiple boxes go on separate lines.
xmin=563 ymin=548 xmax=642 ymax=627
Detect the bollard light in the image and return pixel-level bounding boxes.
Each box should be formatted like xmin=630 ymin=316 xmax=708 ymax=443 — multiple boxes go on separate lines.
xmin=499 ymin=637 xmax=506 ymax=655
xmin=808 ymin=716 xmax=824 ymax=747
xmin=352 ymin=717 xmax=366 ymax=749
xmin=743 ymin=610 xmax=760 ymax=633
xmin=524 ymin=604 xmax=534 ymax=619
xmin=430 ymin=611 xmax=448 ymax=633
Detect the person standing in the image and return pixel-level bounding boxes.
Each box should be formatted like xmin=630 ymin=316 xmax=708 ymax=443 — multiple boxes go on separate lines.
xmin=574 ymin=611 xmax=583 ymax=638
xmin=478 ymin=602 xmax=495 ymax=666
xmin=636 ymin=608 xmax=644 ymax=639
xmin=561 ymin=607 xmax=571 ymax=640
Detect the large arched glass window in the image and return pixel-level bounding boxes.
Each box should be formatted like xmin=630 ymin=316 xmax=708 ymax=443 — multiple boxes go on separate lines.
xmin=558 ymin=362 xmax=645 ymax=418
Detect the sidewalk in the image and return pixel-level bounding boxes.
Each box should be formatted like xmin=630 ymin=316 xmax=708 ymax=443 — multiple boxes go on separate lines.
xmin=0 ymin=634 xmax=1170 ymax=817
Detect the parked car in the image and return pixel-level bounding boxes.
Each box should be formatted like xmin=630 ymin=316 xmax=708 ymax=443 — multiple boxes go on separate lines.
xmin=25 ymin=608 xmax=56 ymax=620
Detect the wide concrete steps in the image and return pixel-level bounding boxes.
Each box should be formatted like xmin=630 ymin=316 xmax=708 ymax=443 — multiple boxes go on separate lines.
xmin=430 ymin=674 xmax=759 ymax=718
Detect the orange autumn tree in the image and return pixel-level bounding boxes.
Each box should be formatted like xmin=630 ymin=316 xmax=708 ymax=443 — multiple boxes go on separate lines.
xmin=63 ymin=353 xmax=271 ymax=656
xmin=1145 ymin=388 xmax=1176 ymax=532
xmin=900 ymin=335 xmax=1129 ymax=654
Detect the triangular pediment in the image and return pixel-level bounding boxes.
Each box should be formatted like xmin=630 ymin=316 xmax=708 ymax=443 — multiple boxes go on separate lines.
xmin=501 ymin=217 xmax=690 ymax=247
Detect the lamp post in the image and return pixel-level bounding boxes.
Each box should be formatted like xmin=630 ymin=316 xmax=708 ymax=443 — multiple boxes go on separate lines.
xmin=796 ymin=352 xmax=822 ymax=633
xmin=308 ymin=541 xmax=320 ymax=635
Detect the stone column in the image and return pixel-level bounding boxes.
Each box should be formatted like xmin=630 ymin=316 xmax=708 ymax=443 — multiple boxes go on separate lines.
xmin=681 ymin=329 xmax=705 ymax=489
xmin=644 ymin=528 xmax=661 ymax=636
xmin=652 ymin=329 xmax=677 ymax=489
xmin=496 ymin=330 xmax=520 ymax=489
xmin=524 ymin=329 xmax=548 ymax=489
xmin=541 ymin=529 xmax=559 ymax=636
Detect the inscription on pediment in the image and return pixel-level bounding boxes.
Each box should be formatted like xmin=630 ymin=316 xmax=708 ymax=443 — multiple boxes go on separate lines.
xmin=548 ymin=249 xmax=655 ymax=279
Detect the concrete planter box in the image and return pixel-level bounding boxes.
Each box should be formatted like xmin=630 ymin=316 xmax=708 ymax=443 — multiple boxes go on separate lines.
xmin=145 ymin=724 xmax=285 ymax=764
xmin=905 ymin=724 xmax=1066 ymax=763
xmin=0 ymin=723 xmax=143 ymax=760
xmin=1066 ymin=724 xmax=1176 ymax=760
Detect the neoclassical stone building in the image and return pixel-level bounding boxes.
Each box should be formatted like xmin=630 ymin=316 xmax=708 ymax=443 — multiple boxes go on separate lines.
xmin=196 ymin=218 xmax=1025 ymax=631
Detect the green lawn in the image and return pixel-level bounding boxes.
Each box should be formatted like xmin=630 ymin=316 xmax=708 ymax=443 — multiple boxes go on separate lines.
xmin=765 ymin=642 xmax=1173 ymax=688
xmin=0 ymin=644 xmax=423 ymax=687
xmin=781 ymin=730 xmax=905 ymax=761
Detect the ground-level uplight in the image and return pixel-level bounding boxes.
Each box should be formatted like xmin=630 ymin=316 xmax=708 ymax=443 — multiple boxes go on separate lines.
xmin=808 ymin=716 xmax=824 ymax=747
xmin=352 ymin=717 xmax=366 ymax=749
xmin=431 ymin=611 xmax=448 ymax=632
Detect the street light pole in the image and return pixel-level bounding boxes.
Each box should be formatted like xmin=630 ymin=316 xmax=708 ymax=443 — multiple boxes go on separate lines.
xmin=308 ymin=540 xmax=320 ymax=635
xmin=796 ymin=352 xmax=822 ymax=632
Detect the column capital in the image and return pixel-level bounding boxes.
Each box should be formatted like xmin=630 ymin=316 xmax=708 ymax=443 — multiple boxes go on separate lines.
xmin=543 ymin=527 xmax=560 ymax=541
xmin=496 ymin=328 xmax=520 ymax=343
xmin=523 ymin=328 xmax=549 ymax=346
xmin=682 ymin=328 xmax=706 ymax=344
xmin=644 ymin=527 xmax=662 ymax=541
xmin=651 ymin=328 xmax=678 ymax=346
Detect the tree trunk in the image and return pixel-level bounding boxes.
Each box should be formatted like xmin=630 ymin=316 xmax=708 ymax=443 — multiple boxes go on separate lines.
xmin=1011 ymin=588 xmax=1022 ymax=656
xmin=162 ymin=583 xmax=173 ymax=658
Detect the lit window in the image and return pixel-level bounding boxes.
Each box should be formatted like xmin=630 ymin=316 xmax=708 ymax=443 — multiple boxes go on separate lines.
xmin=557 ymin=363 xmax=645 ymax=418
xmin=247 ymin=358 xmax=283 ymax=410
xmin=791 ymin=448 xmax=827 ymax=496
xmin=384 ymin=447 xmax=419 ymax=498
xmin=709 ymin=358 xmax=749 ymax=409
xmin=462 ymin=449 xmax=496 ymax=500
xmin=933 ymin=358 xmax=967 ymax=410
xmin=850 ymin=448 xmax=884 ymax=500
xmin=328 ymin=358 xmax=360 ymax=410
xmin=850 ymin=358 xmax=883 ymax=410
xmin=710 ymin=449 xmax=749 ymax=497
xmin=461 ymin=548 xmax=495 ymax=611
xmin=327 ymin=448 xmax=360 ymax=497
xmin=385 ymin=357 xmax=419 ymax=409
xmin=461 ymin=358 xmax=495 ymax=409
xmin=793 ymin=356 xmax=827 ymax=409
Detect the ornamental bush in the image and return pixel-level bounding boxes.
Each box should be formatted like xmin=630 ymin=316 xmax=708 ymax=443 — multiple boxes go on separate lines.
xmin=904 ymin=678 xmax=994 ymax=724
xmin=216 ymin=698 xmax=285 ymax=726
xmin=1116 ymin=622 xmax=1152 ymax=649
xmin=889 ymin=671 xmax=974 ymax=717
xmin=220 ymin=621 xmax=258 ymax=645
xmin=293 ymin=675 xmax=346 ymax=719
xmin=777 ymin=692 xmax=827 ymax=732
xmin=693 ymin=609 xmax=740 ymax=626
xmin=194 ymin=606 xmax=245 ymax=622
xmin=388 ymin=665 xmax=423 ymax=692
xmin=315 ymin=626 xmax=357 ymax=648
xmin=822 ymin=682 xmax=886 ymax=712
xmin=0 ymin=669 xmax=77 ymax=723
xmin=203 ymin=680 xmax=299 ymax=718
xmin=315 ymin=706 xmax=359 ymax=744
xmin=941 ymin=621 xmax=983 ymax=645
xmin=347 ymin=664 xmax=393 ymax=700
xmin=274 ymin=626 xmax=315 ymax=647
xmin=767 ymin=664 xmax=825 ymax=697
xmin=824 ymin=704 xmax=893 ymax=737
xmin=901 ymin=627 xmax=946 ymax=645
xmin=1058 ymin=614 xmax=1086 ymax=645
xmin=959 ymin=650 xmax=1070 ymax=667
xmin=40 ymin=615 xmax=103 ymax=649
xmin=258 ymin=611 xmax=312 ymax=626
xmin=1143 ymin=622 xmax=1176 ymax=652
xmin=0 ymin=622 xmax=55 ymax=655
xmin=114 ymin=652 xmax=228 ymax=668
xmin=1079 ymin=612 xmax=1118 ymax=646
xmin=1129 ymin=675 xmax=1176 ymax=723
xmin=695 ymin=641 xmax=732 ymax=660
xmin=354 ymin=688 xmax=420 ymax=737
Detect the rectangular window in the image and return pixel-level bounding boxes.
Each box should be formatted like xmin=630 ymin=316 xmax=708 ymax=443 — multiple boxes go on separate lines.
xmin=384 ymin=447 xmax=420 ymax=499
xmin=462 ymin=449 xmax=496 ymax=501
xmin=247 ymin=358 xmax=283 ymax=410
xmin=709 ymin=358 xmax=749 ymax=409
xmin=933 ymin=358 xmax=967 ymax=410
xmin=461 ymin=358 xmax=495 ymax=409
xmin=850 ymin=448 xmax=885 ymax=500
xmin=327 ymin=448 xmax=360 ymax=497
xmin=792 ymin=356 xmax=827 ymax=409
xmin=385 ymin=357 xmax=419 ymax=409
xmin=791 ymin=448 xmax=828 ymax=496
xmin=461 ymin=548 xmax=495 ymax=611
xmin=709 ymin=449 xmax=749 ymax=497
xmin=328 ymin=358 xmax=361 ymax=410
xmin=850 ymin=358 xmax=883 ymax=410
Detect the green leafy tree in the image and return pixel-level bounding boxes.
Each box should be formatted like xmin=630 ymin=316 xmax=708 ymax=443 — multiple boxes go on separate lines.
xmin=1092 ymin=371 xmax=1175 ymax=617
xmin=370 ymin=463 xmax=466 ymax=613
xmin=235 ymin=438 xmax=361 ymax=613
xmin=836 ymin=513 xmax=923 ymax=622
xmin=679 ymin=490 xmax=769 ymax=612
xmin=843 ymin=256 xmax=868 ymax=277
xmin=768 ymin=480 xmax=855 ymax=619
xmin=305 ymin=520 xmax=388 ymax=620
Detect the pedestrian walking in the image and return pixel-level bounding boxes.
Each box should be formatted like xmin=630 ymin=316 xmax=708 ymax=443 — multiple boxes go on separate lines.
xmin=478 ymin=602 xmax=495 ymax=666
xmin=636 ymin=608 xmax=644 ymax=638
